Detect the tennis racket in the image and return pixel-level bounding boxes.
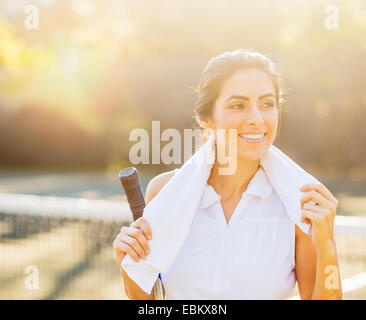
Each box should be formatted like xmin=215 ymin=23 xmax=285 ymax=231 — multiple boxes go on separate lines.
xmin=119 ymin=167 xmax=165 ymax=300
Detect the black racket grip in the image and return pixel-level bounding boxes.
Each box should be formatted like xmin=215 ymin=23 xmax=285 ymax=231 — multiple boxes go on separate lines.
xmin=119 ymin=167 xmax=146 ymax=221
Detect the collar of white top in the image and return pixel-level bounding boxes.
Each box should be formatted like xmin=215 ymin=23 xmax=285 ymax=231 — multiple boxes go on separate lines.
xmin=199 ymin=165 xmax=273 ymax=209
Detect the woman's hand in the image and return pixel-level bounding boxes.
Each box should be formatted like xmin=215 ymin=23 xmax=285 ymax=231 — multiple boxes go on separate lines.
xmin=113 ymin=217 xmax=152 ymax=269
xmin=300 ymin=183 xmax=339 ymax=250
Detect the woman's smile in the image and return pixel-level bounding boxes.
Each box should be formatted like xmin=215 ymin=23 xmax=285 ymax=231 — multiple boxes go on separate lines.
xmin=239 ymin=132 xmax=267 ymax=144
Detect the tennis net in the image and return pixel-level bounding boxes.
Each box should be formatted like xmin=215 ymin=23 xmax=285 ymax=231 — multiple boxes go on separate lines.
xmin=0 ymin=193 xmax=365 ymax=299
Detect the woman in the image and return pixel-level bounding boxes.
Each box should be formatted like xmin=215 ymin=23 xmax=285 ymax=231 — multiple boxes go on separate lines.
xmin=113 ymin=49 xmax=342 ymax=300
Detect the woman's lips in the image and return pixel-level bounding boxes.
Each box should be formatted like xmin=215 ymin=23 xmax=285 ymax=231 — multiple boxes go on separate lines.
xmin=238 ymin=132 xmax=267 ymax=143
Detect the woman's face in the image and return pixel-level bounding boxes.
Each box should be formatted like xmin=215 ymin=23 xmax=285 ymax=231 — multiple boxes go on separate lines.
xmin=207 ymin=68 xmax=279 ymax=161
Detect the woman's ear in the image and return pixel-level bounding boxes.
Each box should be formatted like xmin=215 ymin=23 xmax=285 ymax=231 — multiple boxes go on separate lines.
xmin=195 ymin=114 xmax=211 ymax=129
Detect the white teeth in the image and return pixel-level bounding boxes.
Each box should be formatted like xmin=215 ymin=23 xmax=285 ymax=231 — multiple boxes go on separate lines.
xmin=240 ymin=133 xmax=265 ymax=139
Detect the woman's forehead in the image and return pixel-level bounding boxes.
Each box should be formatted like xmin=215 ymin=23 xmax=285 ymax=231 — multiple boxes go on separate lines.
xmin=219 ymin=68 xmax=276 ymax=99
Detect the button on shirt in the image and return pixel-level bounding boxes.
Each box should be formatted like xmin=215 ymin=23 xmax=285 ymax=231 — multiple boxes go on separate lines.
xmin=160 ymin=166 xmax=296 ymax=299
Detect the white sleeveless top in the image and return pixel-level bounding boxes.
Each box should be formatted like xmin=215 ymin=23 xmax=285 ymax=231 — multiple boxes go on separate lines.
xmin=160 ymin=166 xmax=296 ymax=300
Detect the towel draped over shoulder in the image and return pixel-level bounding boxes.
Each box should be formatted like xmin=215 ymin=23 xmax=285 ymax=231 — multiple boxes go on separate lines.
xmin=121 ymin=135 xmax=320 ymax=294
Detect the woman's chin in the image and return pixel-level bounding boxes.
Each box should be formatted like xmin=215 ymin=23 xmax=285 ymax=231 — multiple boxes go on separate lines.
xmin=237 ymin=149 xmax=267 ymax=161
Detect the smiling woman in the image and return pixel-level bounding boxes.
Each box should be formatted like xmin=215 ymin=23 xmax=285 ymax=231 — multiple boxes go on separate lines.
xmin=113 ymin=49 xmax=342 ymax=300
xmin=193 ymin=49 xmax=283 ymax=121
xmin=193 ymin=50 xmax=282 ymax=163
xmin=198 ymin=68 xmax=278 ymax=162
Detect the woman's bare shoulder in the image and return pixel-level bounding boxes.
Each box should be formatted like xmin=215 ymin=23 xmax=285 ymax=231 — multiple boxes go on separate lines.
xmin=145 ymin=169 xmax=176 ymax=204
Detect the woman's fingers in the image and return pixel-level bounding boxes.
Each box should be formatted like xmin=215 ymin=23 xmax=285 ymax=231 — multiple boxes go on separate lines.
xmin=300 ymin=184 xmax=338 ymax=224
xmin=300 ymin=183 xmax=339 ymax=214
xmin=113 ymin=217 xmax=152 ymax=266
xmin=300 ymin=189 xmax=332 ymax=210
xmin=132 ymin=217 xmax=153 ymax=241
xmin=303 ymin=202 xmax=329 ymax=214
xmin=113 ymin=239 xmax=140 ymax=262
xmin=301 ymin=183 xmax=338 ymax=205
xmin=118 ymin=232 xmax=146 ymax=260
xmin=113 ymin=238 xmax=125 ymax=262
xmin=120 ymin=225 xmax=150 ymax=256
xmin=301 ymin=209 xmax=325 ymax=225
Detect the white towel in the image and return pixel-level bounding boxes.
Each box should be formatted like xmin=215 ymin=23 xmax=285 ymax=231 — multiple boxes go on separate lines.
xmin=121 ymin=135 xmax=320 ymax=294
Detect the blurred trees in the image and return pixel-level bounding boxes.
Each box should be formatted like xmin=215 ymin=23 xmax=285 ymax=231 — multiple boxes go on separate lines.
xmin=0 ymin=0 xmax=365 ymax=170
xmin=0 ymin=105 xmax=108 ymax=167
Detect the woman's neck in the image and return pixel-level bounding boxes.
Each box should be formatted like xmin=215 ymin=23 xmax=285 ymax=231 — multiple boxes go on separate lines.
xmin=207 ymin=158 xmax=260 ymax=200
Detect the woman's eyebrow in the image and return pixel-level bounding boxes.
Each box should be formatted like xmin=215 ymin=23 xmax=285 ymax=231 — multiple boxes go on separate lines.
xmin=258 ymin=93 xmax=275 ymax=100
xmin=225 ymin=93 xmax=275 ymax=102
xmin=225 ymin=95 xmax=249 ymax=102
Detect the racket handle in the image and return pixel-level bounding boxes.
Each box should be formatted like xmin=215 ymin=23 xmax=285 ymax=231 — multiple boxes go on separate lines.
xmin=119 ymin=167 xmax=146 ymax=221
xmin=118 ymin=167 xmax=165 ymax=299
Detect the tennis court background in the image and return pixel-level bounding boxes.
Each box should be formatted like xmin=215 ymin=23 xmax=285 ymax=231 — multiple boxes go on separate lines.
xmin=1 ymin=0 xmax=366 ymax=300
xmin=1 ymin=192 xmax=365 ymax=300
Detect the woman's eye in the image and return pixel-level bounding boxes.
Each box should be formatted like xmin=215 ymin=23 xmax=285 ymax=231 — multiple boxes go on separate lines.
xmin=262 ymin=102 xmax=274 ymax=108
xmin=230 ymin=104 xmax=244 ymax=110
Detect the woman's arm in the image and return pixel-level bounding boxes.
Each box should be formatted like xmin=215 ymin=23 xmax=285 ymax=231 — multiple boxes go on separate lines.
xmin=117 ymin=170 xmax=175 ymax=300
xmin=295 ymin=225 xmax=342 ymax=299
xmin=295 ymin=183 xmax=343 ymax=300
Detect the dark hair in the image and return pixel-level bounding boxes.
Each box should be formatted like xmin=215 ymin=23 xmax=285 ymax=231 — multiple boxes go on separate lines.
xmin=193 ymin=49 xmax=285 ymax=125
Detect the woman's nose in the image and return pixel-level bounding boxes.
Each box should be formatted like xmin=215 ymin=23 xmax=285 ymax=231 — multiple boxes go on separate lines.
xmin=247 ymin=106 xmax=264 ymax=124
